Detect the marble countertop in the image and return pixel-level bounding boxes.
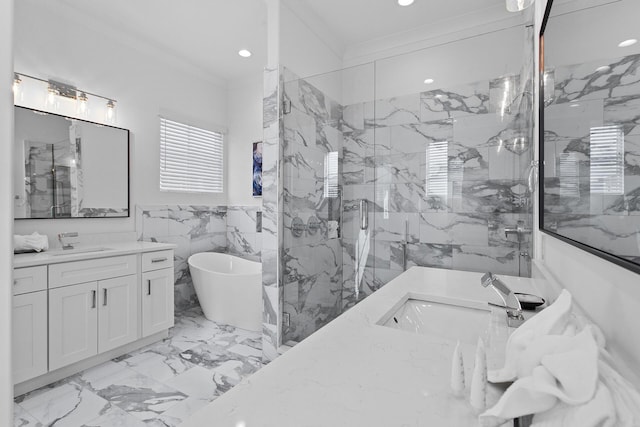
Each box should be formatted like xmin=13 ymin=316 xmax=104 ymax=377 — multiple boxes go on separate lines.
xmin=182 ymin=267 xmax=545 ymax=427
xmin=14 ymin=241 xmax=176 ymax=268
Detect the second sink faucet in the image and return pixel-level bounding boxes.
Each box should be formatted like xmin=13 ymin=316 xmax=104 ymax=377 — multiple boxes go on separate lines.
xmin=480 ymin=272 xmax=525 ymax=327
xmin=58 ymin=232 xmax=79 ymax=250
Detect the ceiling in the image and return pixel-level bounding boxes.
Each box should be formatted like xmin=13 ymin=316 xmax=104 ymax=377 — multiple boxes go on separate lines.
xmin=54 ymin=0 xmax=269 ymax=82
xmin=301 ymin=0 xmax=508 ymax=47
xmin=26 ymin=0 xmax=515 ymax=83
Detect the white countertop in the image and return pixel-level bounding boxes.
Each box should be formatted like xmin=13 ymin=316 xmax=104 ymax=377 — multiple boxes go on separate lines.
xmin=182 ymin=267 xmax=545 ymax=427
xmin=14 ymin=241 xmax=176 ymax=268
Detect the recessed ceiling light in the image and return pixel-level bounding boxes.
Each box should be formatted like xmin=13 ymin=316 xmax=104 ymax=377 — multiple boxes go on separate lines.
xmin=238 ymin=49 xmax=252 ymax=58
xmin=398 ymin=0 xmax=414 ymax=6
xmin=570 ymin=103 xmax=580 ymax=108
xmin=423 ymin=78 xmax=434 ymax=84
xmin=595 ymin=65 xmax=610 ymax=73
xmin=618 ymin=39 xmax=637 ymax=48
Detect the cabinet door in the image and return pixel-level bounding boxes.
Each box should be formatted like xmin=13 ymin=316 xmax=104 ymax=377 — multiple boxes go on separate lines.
xmin=49 ymin=282 xmax=98 ymax=371
xmin=142 ymin=268 xmax=174 ymax=337
xmin=13 ymin=291 xmax=48 ymax=384
xmin=98 ymin=275 xmax=138 ymax=353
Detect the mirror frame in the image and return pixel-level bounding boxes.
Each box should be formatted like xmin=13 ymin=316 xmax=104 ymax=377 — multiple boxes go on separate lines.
xmin=14 ymin=106 xmax=131 ymax=220
xmin=538 ymin=0 xmax=640 ymax=275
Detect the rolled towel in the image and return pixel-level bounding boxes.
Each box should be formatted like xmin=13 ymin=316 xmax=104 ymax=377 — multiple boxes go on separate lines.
xmin=14 ymin=232 xmax=49 ymax=252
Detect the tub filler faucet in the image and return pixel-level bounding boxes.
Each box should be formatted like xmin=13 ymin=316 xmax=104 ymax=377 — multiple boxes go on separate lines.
xmin=481 ymin=272 xmax=525 ymax=327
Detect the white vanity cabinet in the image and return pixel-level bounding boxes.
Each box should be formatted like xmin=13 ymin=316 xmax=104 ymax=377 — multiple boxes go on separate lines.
xmin=13 ymin=244 xmax=175 ymax=394
xmin=141 ymin=250 xmax=175 ymax=337
xmin=48 ymin=255 xmax=138 ymax=371
xmin=12 ymin=266 xmax=48 ymax=384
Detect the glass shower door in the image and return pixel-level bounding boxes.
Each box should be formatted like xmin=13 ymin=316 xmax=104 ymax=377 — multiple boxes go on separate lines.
xmin=281 ymin=64 xmax=376 ymax=345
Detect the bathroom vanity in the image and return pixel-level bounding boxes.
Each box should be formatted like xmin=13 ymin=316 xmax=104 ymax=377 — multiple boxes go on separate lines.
xmin=183 ymin=267 xmax=544 ymax=426
xmin=12 ymin=242 xmax=175 ymax=395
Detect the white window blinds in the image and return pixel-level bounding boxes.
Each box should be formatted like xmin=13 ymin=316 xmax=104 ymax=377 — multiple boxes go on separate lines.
xmin=160 ymin=117 xmax=224 ymax=193
xmin=590 ymin=125 xmax=624 ymax=195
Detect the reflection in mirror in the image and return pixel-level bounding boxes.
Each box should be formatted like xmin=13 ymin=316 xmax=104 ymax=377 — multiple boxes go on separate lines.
xmin=14 ymin=106 xmax=130 ymax=219
xmin=541 ymin=0 xmax=640 ymax=271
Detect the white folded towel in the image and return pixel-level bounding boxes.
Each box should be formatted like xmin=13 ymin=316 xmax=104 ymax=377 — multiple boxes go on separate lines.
xmin=489 ymin=289 xmax=573 ymax=383
xmin=14 ymin=232 xmax=49 ymax=252
xmin=531 ymin=382 xmax=616 ymax=427
xmin=480 ymin=327 xmax=600 ymax=423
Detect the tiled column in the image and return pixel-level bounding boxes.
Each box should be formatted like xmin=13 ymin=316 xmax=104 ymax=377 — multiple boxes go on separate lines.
xmin=261 ymin=67 xmax=284 ymax=362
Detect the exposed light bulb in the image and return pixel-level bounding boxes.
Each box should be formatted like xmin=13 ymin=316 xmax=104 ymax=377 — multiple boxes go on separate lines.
xmin=618 ymin=39 xmax=638 ymax=48
xmin=13 ymin=73 xmax=22 ymax=103
xmin=238 ymin=49 xmax=252 ymax=58
xmin=77 ymin=92 xmax=89 ymax=117
xmin=46 ymin=85 xmax=59 ymax=111
xmin=505 ymin=0 xmax=534 ymax=12
xmin=105 ymin=99 xmax=116 ymax=124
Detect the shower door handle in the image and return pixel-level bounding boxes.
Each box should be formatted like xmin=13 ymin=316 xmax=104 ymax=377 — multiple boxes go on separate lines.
xmin=359 ymin=199 xmax=368 ymax=230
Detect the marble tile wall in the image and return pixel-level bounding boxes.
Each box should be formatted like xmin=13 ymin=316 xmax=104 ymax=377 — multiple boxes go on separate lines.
xmin=543 ymin=54 xmax=640 ymax=263
xmin=136 ymin=205 xmax=228 ymax=311
xmin=261 ymin=67 xmax=284 ymax=362
xmin=282 ymin=72 xmax=344 ymax=344
xmin=226 ymin=206 xmax=262 ymax=262
xmin=341 ymin=77 xmax=534 ymax=300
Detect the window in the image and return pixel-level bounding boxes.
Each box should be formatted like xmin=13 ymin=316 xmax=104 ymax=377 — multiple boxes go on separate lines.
xmin=159 ymin=117 xmax=224 ymax=193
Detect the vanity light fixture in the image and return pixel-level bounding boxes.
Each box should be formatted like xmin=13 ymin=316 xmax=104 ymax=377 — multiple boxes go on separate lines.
xmin=423 ymin=78 xmax=434 ymax=84
xmin=398 ymin=0 xmax=414 ymax=6
xmin=618 ymin=39 xmax=638 ymax=48
xmin=14 ymin=72 xmax=118 ymax=124
xmin=238 ymin=49 xmax=252 ymax=58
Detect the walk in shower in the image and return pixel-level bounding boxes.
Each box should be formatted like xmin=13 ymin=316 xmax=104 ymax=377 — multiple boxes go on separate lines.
xmin=279 ymin=22 xmax=535 ymax=345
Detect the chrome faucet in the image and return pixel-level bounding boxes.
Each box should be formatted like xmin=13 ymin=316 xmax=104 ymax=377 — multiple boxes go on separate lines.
xmin=481 ymin=272 xmax=525 ymax=327
xmin=58 ymin=232 xmax=79 ymax=250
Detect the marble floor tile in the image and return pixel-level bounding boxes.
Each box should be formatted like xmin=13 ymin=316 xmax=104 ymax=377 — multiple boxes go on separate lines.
xmin=164 ymin=366 xmax=233 ymax=400
xmin=13 ymin=403 xmax=42 ymax=427
xmin=117 ymin=349 xmax=195 ymax=383
xmin=80 ymin=404 xmax=147 ymax=427
xmin=14 ymin=310 xmax=263 ymax=427
xmin=19 ymin=383 xmax=110 ymax=427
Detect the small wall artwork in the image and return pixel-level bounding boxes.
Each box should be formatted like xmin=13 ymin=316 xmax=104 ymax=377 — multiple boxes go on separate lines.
xmin=252 ymin=141 xmax=263 ymax=197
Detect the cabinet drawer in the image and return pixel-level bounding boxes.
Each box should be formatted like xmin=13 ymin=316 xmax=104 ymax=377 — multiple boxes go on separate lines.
xmin=49 ymin=255 xmax=137 ymax=289
xmin=13 ymin=266 xmax=47 ymax=295
xmin=141 ymin=250 xmax=173 ymax=272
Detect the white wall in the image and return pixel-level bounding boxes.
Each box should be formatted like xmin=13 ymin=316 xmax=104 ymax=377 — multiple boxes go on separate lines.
xmin=13 ymin=0 xmax=229 ymax=245
xmin=279 ymin=0 xmax=344 ymax=79
xmin=533 ymin=0 xmax=640 ymax=375
xmin=227 ymin=75 xmax=264 ymax=207
xmin=1 ymin=0 xmax=14 ymax=422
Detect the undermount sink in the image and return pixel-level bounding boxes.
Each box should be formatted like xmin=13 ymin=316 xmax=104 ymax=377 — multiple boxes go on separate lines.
xmin=377 ymin=294 xmax=493 ymax=345
xmin=50 ymin=247 xmax=113 ymax=256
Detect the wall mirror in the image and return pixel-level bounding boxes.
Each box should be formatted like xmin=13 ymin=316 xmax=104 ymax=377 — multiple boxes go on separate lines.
xmin=540 ymin=0 xmax=640 ymax=273
xmin=14 ymin=106 xmax=130 ymax=219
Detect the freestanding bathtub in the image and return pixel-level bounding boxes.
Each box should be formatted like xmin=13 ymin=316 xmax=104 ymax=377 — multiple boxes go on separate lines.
xmin=187 ymin=252 xmax=262 ymax=332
